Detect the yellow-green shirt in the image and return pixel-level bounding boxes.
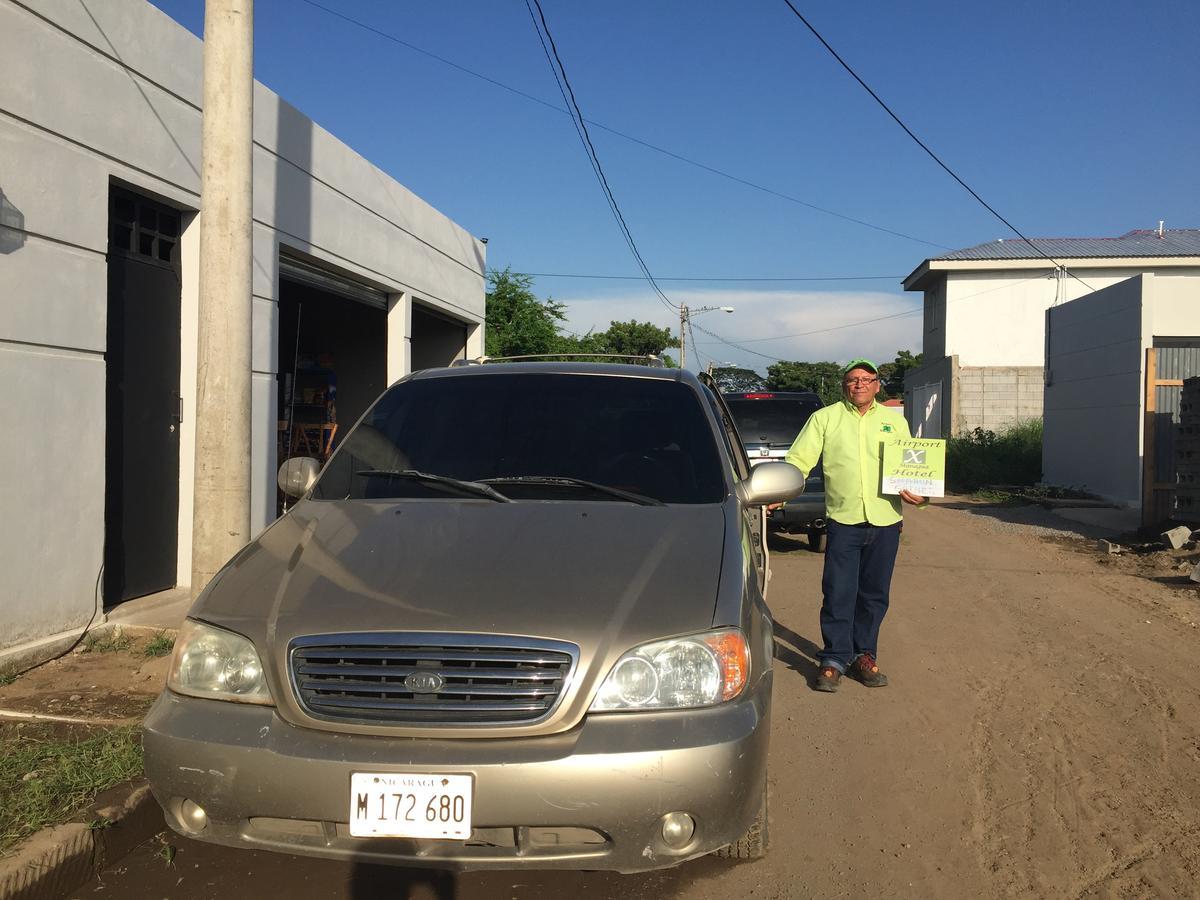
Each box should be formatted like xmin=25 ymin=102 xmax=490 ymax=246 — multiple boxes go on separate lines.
xmin=783 ymin=400 xmax=911 ymax=526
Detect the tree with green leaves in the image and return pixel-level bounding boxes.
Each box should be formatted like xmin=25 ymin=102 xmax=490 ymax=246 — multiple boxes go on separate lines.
xmin=486 ymin=269 xmax=679 ymax=364
xmin=765 ymin=360 xmax=843 ymax=405
xmin=878 ymin=349 xmax=924 ymax=397
xmin=710 ymin=367 xmax=766 ymax=393
xmin=591 ymin=320 xmax=678 ymax=357
xmin=484 ymin=268 xmax=566 ymax=357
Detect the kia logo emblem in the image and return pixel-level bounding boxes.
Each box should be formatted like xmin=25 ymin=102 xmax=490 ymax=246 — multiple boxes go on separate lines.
xmin=404 ymin=671 xmax=444 ymax=694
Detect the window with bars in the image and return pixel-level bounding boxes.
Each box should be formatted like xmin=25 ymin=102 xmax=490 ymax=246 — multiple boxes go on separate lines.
xmin=109 ymin=189 xmax=181 ymax=265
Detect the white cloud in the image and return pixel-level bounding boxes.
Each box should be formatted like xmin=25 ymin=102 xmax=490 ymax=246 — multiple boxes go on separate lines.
xmin=557 ymin=287 xmax=923 ymax=374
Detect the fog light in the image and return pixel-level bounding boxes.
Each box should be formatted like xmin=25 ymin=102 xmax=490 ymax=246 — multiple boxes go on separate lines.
xmin=179 ymin=799 xmax=208 ymax=834
xmin=660 ymin=812 xmax=695 ymax=849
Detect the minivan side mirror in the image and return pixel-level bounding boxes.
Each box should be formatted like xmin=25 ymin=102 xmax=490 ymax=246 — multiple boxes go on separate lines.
xmin=278 ymin=457 xmax=321 ymax=499
xmin=736 ymin=462 xmax=806 ymax=507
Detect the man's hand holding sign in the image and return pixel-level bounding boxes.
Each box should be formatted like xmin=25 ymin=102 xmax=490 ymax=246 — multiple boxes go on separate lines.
xmin=882 ymin=438 xmax=945 ymax=502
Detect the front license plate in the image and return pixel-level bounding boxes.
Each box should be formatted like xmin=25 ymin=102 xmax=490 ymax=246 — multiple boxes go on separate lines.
xmin=349 ymin=772 xmax=473 ymax=839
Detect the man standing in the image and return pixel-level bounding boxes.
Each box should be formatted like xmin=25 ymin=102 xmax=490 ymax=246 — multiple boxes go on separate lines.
xmin=781 ymin=359 xmax=925 ymax=693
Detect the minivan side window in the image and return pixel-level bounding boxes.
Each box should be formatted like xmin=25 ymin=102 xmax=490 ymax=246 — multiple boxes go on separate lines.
xmin=702 ymin=386 xmax=751 ymax=481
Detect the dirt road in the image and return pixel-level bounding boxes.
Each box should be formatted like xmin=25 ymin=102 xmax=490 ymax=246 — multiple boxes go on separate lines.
xmin=79 ymin=502 xmax=1200 ymax=899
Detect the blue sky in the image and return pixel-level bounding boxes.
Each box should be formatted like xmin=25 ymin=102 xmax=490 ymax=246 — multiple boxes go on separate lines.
xmin=148 ymin=0 xmax=1199 ymax=373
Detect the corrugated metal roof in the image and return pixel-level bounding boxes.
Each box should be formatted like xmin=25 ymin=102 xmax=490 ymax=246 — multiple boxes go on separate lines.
xmin=934 ymin=229 xmax=1200 ymax=261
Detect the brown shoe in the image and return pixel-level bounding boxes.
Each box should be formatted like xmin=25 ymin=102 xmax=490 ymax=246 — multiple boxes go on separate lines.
xmin=849 ymin=653 xmax=889 ymax=687
xmin=813 ymin=666 xmax=842 ymax=692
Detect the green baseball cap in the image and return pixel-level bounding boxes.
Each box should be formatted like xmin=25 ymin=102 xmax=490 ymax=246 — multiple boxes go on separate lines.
xmin=841 ymin=358 xmax=878 ymax=375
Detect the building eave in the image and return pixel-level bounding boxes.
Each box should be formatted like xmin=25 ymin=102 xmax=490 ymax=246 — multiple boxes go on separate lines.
xmin=902 ymin=256 xmax=1200 ymax=292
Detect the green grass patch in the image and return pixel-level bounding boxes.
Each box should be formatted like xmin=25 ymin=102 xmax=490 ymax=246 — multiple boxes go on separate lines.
xmin=948 ymin=419 xmax=1043 ymax=493
xmin=971 ymin=487 xmax=1024 ymax=505
xmin=0 ymin=672 xmax=16 ymax=687
xmin=82 ymin=631 xmax=133 ymax=654
xmin=142 ymin=632 xmax=175 ymax=659
xmin=0 ymin=725 xmax=143 ymax=856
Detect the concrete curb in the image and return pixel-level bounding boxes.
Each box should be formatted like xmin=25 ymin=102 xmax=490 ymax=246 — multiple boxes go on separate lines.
xmin=0 ymin=778 xmax=163 ymax=900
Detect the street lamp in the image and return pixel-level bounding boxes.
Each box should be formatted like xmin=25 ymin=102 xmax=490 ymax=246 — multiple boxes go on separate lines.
xmin=679 ymin=304 xmax=734 ymax=369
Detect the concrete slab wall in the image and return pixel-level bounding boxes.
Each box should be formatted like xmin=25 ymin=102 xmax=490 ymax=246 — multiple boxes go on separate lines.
xmin=1042 ymin=276 xmax=1146 ymax=505
xmin=0 ymin=0 xmax=485 ymax=660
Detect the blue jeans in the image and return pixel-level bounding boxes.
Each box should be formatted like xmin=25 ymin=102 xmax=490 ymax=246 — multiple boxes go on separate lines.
xmin=819 ymin=520 xmax=901 ymax=672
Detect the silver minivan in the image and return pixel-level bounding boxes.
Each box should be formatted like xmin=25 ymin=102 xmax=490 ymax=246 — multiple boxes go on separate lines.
xmin=143 ymin=362 xmax=804 ymax=873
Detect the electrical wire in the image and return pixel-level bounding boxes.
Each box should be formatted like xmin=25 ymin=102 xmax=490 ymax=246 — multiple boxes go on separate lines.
xmin=690 ymin=320 xmax=786 ymax=362
xmin=778 ymin=0 xmax=1095 ymax=292
xmin=293 ymin=0 xmax=949 ymax=251
xmin=524 ymin=0 xmax=679 ymax=313
xmin=686 ymin=318 xmax=708 ymax=371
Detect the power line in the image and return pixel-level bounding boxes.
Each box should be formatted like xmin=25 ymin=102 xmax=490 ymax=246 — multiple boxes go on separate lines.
xmin=294 ymin=0 xmax=950 ymax=251
xmin=515 ymin=271 xmax=903 ymax=282
xmin=779 ymin=0 xmax=1095 ymax=292
xmin=690 ymin=321 xmax=786 ymax=362
xmin=524 ymin=0 xmax=678 ymax=313
xmin=686 ymin=318 xmax=708 ymax=371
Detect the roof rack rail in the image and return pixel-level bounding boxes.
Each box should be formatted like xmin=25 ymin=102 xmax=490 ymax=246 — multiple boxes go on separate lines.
xmin=451 ymin=353 xmax=666 ymax=368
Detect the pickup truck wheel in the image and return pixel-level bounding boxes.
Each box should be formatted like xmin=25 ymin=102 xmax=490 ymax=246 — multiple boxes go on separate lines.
xmin=807 ymin=530 xmax=827 ymax=553
xmin=713 ymin=775 xmax=769 ymax=860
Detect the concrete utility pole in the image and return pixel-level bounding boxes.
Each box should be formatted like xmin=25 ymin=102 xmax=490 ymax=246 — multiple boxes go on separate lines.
xmin=192 ymin=0 xmax=254 ymax=595
xmin=679 ymin=304 xmax=688 ymax=370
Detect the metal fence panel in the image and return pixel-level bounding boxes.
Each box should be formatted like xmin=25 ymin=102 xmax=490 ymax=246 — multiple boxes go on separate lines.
xmin=910 ymin=382 xmax=942 ymax=439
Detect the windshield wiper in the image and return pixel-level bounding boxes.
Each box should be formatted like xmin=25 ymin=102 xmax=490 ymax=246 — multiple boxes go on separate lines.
xmin=354 ymin=470 xmax=511 ymax=503
xmin=481 ymin=476 xmax=664 ymax=506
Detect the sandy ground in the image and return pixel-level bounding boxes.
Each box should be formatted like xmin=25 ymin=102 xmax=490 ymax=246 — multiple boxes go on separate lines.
xmin=0 ymin=635 xmax=169 ymax=722
xmin=76 ymin=502 xmax=1200 ymax=899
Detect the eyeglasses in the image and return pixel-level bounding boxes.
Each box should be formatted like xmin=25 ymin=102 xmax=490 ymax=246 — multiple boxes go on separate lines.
xmin=843 ymin=377 xmax=878 ymax=386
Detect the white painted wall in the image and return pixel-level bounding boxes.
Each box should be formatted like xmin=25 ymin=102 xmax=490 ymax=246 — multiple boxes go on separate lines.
xmin=1153 ymin=275 xmax=1200 ymax=336
xmin=944 ymin=269 xmax=1135 ymax=367
xmin=0 ymin=0 xmax=485 ymax=659
xmin=919 ymin=266 xmax=1200 ymax=368
xmin=1042 ymin=277 xmax=1147 ymax=505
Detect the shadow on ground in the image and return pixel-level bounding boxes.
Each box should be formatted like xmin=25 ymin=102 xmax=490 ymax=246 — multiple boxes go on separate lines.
xmin=348 ymin=854 xmax=729 ymax=899
xmin=85 ymin=828 xmax=733 ymax=899
xmin=766 ymin=530 xmax=812 ymax=554
xmin=935 ymin=501 xmax=1120 ymax=541
xmin=772 ymin=620 xmax=820 ymax=682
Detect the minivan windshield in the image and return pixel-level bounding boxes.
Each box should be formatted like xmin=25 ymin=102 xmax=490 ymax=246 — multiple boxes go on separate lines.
xmin=726 ymin=397 xmax=822 ymax=446
xmin=312 ymin=373 xmax=726 ymax=504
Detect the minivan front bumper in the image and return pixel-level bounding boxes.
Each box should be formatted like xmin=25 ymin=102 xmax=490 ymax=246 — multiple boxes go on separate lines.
xmin=142 ymin=674 xmax=770 ymax=874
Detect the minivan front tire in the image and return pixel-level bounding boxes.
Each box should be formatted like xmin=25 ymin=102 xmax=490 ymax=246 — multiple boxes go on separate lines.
xmin=713 ymin=775 xmax=769 ymax=860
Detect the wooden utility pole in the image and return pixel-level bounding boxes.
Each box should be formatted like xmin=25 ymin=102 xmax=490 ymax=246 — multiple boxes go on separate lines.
xmin=192 ymin=0 xmax=254 ymax=595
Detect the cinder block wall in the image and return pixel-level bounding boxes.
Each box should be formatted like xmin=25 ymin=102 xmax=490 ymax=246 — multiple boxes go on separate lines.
xmin=957 ymin=366 xmax=1044 ymax=433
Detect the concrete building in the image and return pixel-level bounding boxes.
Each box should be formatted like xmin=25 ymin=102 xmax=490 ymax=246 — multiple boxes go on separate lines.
xmin=901 ymin=230 xmax=1200 ymax=438
xmin=1 ymin=0 xmax=486 ymax=669
xmin=1043 ymin=274 xmax=1199 ymax=521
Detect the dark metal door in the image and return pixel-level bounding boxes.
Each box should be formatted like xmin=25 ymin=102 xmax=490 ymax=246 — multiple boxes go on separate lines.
xmin=105 ymin=189 xmax=182 ymax=603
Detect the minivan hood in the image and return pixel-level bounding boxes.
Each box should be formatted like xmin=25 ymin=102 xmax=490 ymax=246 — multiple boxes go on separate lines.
xmin=193 ymin=499 xmax=727 ymax=730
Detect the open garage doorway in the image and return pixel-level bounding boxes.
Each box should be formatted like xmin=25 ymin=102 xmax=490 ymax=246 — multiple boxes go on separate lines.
xmin=277 ymin=273 xmax=386 ymax=515
xmin=411 ymin=304 xmax=468 ymax=370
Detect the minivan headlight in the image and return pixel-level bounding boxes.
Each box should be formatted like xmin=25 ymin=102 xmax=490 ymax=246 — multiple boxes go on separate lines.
xmin=590 ymin=629 xmax=749 ymax=711
xmin=167 ymin=620 xmax=273 ymax=705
